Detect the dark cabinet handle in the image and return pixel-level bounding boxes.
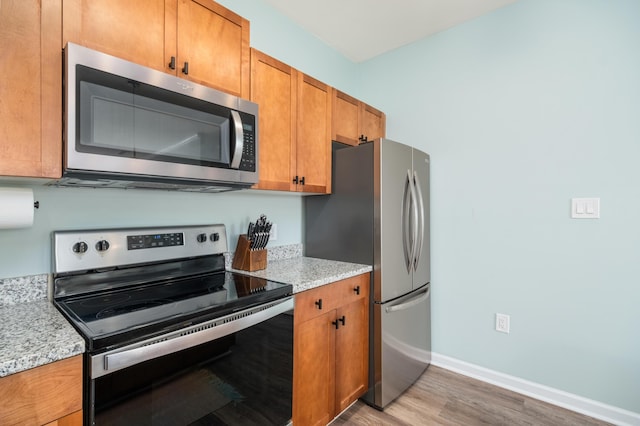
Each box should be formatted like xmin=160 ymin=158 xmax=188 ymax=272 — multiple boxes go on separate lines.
xmin=168 ymin=56 xmax=176 ymax=70
xmin=331 ymin=319 xmax=339 ymax=329
xmin=293 ymin=175 xmax=299 ymax=184
xmin=314 ymin=299 xmax=323 ymax=310
xmin=300 ymin=176 xmax=305 ymax=185
xmin=182 ymin=61 xmax=189 ymax=75
xmin=354 ymin=286 xmax=360 ymax=295
xmin=338 ymin=315 xmax=346 ymax=326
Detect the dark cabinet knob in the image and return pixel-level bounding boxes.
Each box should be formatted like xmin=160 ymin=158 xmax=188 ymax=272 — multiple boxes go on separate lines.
xmin=168 ymin=56 xmax=176 ymax=70
xmin=300 ymin=176 xmax=305 ymax=185
xmin=292 ymin=175 xmax=299 ymax=184
xmin=354 ymin=286 xmax=360 ymax=295
xmin=314 ymin=299 xmax=323 ymax=310
xmin=331 ymin=319 xmax=340 ymax=329
xmin=338 ymin=315 xmax=346 ymax=326
xmin=182 ymin=61 xmax=189 ymax=75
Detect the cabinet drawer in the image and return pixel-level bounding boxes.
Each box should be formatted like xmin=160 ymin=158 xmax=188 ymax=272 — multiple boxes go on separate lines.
xmin=333 ymin=274 xmax=369 ymax=306
xmin=295 ymin=274 xmax=369 ymax=324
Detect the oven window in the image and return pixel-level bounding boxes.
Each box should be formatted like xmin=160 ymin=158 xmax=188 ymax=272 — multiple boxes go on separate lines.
xmin=76 ymin=65 xmax=231 ymax=167
xmin=91 ymin=311 xmax=293 ymax=425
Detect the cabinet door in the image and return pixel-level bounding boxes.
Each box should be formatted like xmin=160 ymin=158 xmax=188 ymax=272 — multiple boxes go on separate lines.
xmin=250 ymin=49 xmax=297 ymax=191
xmin=296 ymin=73 xmax=332 ymax=194
xmin=335 ymin=275 xmax=369 ymax=414
xmin=293 ymin=311 xmax=335 ymax=426
xmin=334 ymin=289 xmax=369 ymax=412
xmin=63 ymin=0 xmax=167 ymax=71
xmin=0 ymin=355 xmax=82 ymax=425
xmin=176 ymin=0 xmax=250 ymax=97
xmin=0 ymin=0 xmax=61 ymax=178
xmin=360 ymin=103 xmax=386 ymax=142
xmin=332 ymin=89 xmax=360 ymax=146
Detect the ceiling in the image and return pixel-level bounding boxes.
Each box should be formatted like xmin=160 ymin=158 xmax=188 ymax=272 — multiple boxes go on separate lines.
xmin=261 ymin=0 xmax=518 ymax=63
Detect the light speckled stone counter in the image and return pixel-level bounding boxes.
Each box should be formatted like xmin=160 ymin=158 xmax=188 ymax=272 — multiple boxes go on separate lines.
xmin=230 ymin=256 xmax=372 ymax=293
xmin=0 ymin=275 xmax=85 ymax=378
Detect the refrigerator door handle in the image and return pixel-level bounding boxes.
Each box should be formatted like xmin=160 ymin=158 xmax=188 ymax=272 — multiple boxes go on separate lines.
xmin=385 ymin=286 xmax=430 ymax=313
xmin=413 ymin=170 xmax=425 ymax=270
xmin=402 ymin=170 xmax=413 ymax=272
xmin=408 ymin=170 xmax=420 ymax=272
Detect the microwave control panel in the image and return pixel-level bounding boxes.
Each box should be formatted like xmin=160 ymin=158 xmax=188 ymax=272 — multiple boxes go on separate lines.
xmin=239 ymin=120 xmax=256 ymax=172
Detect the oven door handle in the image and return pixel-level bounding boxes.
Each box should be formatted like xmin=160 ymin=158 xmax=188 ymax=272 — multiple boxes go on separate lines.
xmin=94 ymin=297 xmax=293 ymax=379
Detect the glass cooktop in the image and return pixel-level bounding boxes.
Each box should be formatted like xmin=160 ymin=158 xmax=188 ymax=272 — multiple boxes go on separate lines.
xmin=55 ymin=271 xmax=292 ymax=351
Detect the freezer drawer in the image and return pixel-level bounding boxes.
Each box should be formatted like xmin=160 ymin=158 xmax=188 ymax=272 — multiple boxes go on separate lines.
xmin=368 ymin=284 xmax=431 ymax=409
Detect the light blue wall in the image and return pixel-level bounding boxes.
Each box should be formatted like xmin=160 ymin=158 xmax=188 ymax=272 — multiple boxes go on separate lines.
xmin=0 ymin=185 xmax=303 ymax=277
xmin=360 ymin=0 xmax=640 ymax=414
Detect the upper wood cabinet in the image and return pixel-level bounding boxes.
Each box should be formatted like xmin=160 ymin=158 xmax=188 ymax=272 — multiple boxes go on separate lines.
xmin=63 ymin=0 xmax=250 ymax=97
xmin=332 ymin=89 xmax=386 ymax=146
xmin=0 ymin=0 xmax=62 ymax=179
xmin=295 ymin=73 xmax=332 ymax=193
xmin=251 ymin=49 xmax=332 ymax=194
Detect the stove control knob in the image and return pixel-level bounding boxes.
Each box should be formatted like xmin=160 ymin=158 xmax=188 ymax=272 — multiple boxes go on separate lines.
xmin=210 ymin=233 xmax=220 ymax=242
xmin=196 ymin=233 xmax=207 ymax=243
xmin=95 ymin=240 xmax=110 ymax=252
xmin=72 ymin=241 xmax=88 ymax=254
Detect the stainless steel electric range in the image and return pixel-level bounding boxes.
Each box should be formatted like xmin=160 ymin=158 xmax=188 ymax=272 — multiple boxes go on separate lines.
xmin=52 ymin=224 xmax=293 ymax=426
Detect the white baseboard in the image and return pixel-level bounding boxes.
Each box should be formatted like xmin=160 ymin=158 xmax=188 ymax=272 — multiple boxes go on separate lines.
xmin=431 ymin=353 xmax=640 ymax=426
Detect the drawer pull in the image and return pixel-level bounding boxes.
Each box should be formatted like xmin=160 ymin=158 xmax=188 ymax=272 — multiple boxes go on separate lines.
xmin=314 ymin=299 xmax=323 ymax=310
xmin=354 ymin=285 xmax=360 ymax=295
xmin=338 ymin=315 xmax=346 ymax=326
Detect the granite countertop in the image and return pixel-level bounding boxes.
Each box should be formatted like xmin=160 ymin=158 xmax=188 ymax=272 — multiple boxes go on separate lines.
xmin=230 ymin=256 xmax=372 ymax=293
xmin=0 ymin=299 xmax=85 ymax=378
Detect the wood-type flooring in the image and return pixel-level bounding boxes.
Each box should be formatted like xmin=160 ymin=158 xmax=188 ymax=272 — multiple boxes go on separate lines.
xmin=332 ymin=365 xmax=612 ymax=426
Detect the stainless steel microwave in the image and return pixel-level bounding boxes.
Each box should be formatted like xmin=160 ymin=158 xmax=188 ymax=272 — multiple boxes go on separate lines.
xmin=54 ymin=43 xmax=258 ymax=192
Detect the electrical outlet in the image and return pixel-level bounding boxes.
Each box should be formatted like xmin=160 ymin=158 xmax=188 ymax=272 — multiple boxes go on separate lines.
xmin=496 ymin=313 xmax=510 ymax=334
xmin=269 ymin=223 xmax=278 ymax=241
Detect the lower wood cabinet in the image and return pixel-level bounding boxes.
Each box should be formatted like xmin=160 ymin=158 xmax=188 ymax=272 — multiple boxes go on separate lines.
xmin=293 ymin=274 xmax=369 ymax=425
xmin=0 ymin=355 xmax=83 ymax=426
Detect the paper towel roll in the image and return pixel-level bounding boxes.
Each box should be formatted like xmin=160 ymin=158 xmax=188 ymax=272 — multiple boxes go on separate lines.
xmin=0 ymin=187 xmax=35 ymax=229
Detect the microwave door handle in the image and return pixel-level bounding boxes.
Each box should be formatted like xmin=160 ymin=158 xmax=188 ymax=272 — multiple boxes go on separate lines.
xmin=229 ymin=110 xmax=244 ymax=169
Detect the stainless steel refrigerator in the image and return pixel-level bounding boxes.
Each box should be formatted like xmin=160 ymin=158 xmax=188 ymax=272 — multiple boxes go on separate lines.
xmin=304 ymin=138 xmax=431 ymax=409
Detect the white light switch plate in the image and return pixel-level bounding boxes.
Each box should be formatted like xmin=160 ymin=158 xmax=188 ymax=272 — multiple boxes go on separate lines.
xmin=571 ymin=198 xmax=600 ymax=219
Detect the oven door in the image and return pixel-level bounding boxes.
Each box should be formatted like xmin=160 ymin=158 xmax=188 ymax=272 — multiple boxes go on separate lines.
xmin=88 ymin=298 xmax=293 ymax=426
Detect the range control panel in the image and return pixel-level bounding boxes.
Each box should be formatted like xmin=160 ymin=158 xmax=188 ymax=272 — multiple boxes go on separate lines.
xmin=127 ymin=232 xmax=184 ymax=250
xmin=53 ymin=224 xmax=228 ymax=274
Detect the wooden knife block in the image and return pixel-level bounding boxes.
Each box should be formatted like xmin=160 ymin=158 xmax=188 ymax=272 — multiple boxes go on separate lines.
xmin=232 ymin=234 xmax=267 ymax=272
